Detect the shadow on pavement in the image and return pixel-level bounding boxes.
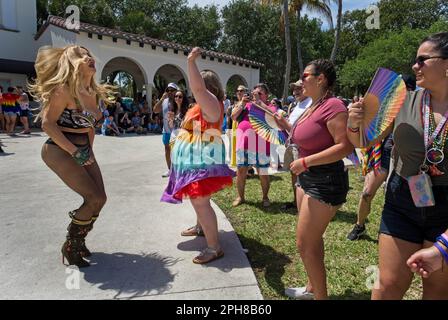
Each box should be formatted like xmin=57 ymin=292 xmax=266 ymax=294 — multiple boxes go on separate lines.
xmin=81 ymin=251 xmax=179 ymax=299
xmin=177 ymin=230 xmax=255 ymax=272
xmin=177 ymin=231 xmax=291 ymax=297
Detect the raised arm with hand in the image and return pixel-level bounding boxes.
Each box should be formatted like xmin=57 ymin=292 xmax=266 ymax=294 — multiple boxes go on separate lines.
xmin=187 ymin=47 xmax=221 ymax=123
xmin=153 ymin=92 xmax=168 ymax=114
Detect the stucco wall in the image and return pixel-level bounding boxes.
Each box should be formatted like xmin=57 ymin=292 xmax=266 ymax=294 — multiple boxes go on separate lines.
xmin=0 ymin=0 xmax=37 ymax=62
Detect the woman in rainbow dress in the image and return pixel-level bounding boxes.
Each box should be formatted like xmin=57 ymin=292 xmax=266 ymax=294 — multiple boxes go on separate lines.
xmin=161 ymin=47 xmax=235 ymax=264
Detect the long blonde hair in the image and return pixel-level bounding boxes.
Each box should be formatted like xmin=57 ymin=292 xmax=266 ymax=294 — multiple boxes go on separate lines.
xmin=29 ymin=45 xmax=115 ymax=119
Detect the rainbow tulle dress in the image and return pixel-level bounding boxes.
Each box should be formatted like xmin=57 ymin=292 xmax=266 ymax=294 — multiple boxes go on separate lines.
xmin=161 ymin=103 xmax=235 ymax=204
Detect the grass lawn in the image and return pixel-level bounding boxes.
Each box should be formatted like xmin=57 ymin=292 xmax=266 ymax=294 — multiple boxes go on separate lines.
xmin=213 ymin=168 xmax=422 ymax=300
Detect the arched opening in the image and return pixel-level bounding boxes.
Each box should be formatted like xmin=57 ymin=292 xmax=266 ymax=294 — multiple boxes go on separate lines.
xmin=101 ymin=57 xmax=147 ymax=100
xmin=153 ymin=64 xmax=187 ymax=99
xmin=226 ymin=74 xmax=248 ymax=96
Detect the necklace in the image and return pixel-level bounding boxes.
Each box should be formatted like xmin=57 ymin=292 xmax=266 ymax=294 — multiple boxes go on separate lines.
xmin=296 ymin=92 xmax=330 ymax=126
xmin=422 ymin=90 xmax=448 ymax=175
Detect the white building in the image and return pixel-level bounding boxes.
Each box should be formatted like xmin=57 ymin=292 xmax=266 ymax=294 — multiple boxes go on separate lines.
xmin=0 ymin=0 xmax=261 ymax=105
xmin=0 ymin=0 xmax=37 ymax=89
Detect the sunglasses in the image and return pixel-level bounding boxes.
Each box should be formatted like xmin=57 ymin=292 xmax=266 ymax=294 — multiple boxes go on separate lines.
xmin=301 ymin=72 xmax=320 ymax=81
xmin=175 ymin=95 xmax=183 ymax=98
xmin=166 ymin=89 xmax=176 ymax=93
xmin=414 ymin=55 xmax=448 ymax=67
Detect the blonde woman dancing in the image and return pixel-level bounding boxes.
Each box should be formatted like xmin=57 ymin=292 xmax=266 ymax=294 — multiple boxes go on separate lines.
xmin=30 ymin=45 xmax=115 ymax=268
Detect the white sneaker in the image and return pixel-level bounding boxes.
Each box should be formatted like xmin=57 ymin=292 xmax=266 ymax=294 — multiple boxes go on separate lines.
xmin=161 ymin=170 xmax=170 ymax=178
xmin=285 ymin=287 xmax=314 ymax=300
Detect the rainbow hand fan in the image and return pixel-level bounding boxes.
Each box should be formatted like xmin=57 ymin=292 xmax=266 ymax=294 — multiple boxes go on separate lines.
xmin=360 ymin=68 xmax=407 ymax=147
xmin=249 ymin=104 xmax=287 ymax=145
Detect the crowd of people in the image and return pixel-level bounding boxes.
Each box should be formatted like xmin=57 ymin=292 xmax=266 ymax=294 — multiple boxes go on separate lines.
xmin=0 ymin=86 xmax=33 ymax=136
xmin=22 ymin=30 xmax=448 ymax=300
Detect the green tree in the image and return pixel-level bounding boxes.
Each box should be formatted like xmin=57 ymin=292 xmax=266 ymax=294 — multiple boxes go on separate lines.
xmin=335 ymin=0 xmax=448 ymax=66
xmin=46 ymin=0 xmax=117 ymax=28
xmin=330 ymin=0 xmax=342 ymax=62
xmin=289 ymin=0 xmax=333 ymax=75
xmin=258 ymin=0 xmax=292 ymax=100
xmin=339 ymin=19 xmax=448 ymax=96
xmin=219 ymin=0 xmax=285 ymax=96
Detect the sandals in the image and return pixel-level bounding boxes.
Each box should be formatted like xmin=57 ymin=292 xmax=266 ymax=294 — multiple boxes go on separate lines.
xmin=181 ymin=225 xmax=204 ymax=237
xmin=193 ymin=247 xmax=224 ymax=264
xmin=232 ymin=198 xmax=245 ymax=207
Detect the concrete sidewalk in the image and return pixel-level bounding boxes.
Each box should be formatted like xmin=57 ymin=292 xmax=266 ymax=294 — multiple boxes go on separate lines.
xmin=0 ymin=132 xmax=262 ymax=300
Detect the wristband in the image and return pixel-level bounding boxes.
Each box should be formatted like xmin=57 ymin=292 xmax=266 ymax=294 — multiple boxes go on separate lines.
xmin=440 ymin=233 xmax=448 ymax=243
xmin=347 ymin=126 xmax=360 ymax=133
xmin=436 ymin=235 xmax=448 ymax=250
xmin=301 ymin=157 xmax=309 ymax=171
xmin=72 ymin=148 xmax=89 ymax=166
xmin=434 ymin=242 xmax=448 ymax=264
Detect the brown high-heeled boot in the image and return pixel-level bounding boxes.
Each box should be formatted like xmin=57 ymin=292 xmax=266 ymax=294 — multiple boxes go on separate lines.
xmin=61 ymin=216 xmax=92 ymax=268
xmin=80 ymin=215 xmax=98 ymax=257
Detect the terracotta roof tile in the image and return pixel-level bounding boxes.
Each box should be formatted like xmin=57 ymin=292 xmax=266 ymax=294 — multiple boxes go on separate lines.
xmin=35 ymin=16 xmax=263 ymax=68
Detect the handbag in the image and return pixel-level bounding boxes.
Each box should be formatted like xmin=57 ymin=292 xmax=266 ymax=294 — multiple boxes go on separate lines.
xmin=283 ymin=116 xmax=301 ymax=169
xmin=283 ymin=143 xmax=299 ymax=169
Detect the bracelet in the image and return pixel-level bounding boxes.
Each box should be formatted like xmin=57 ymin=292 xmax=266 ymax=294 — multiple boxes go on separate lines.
xmin=440 ymin=233 xmax=448 ymax=243
xmin=301 ymin=157 xmax=309 ymax=171
xmin=72 ymin=148 xmax=90 ymax=166
xmin=436 ymin=235 xmax=448 ymax=250
xmin=347 ymin=126 xmax=360 ymax=133
xmin=434 ymin=242 xmax=448 ymax=264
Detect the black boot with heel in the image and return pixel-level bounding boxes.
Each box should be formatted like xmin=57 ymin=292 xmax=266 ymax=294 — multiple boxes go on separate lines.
xmin=80 ymin=215 xmax=98 ymax=257
xmin=61 ymin=214 xmax=92 ymax=268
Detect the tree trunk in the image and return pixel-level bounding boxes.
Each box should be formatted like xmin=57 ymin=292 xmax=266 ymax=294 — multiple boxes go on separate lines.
xmin=282 ymin=0 xmax=292 ymax=102
xmin=330 ymin=0 xmax=342 ymax=63
xmin=296 ymin=8 xmax=304 ymax=76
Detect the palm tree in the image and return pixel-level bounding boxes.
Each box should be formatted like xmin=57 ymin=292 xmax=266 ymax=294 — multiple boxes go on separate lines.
xmin=259 ymin=0 xmax=292 ymax=101
xmin=289 ymin=0 xmax=333 ymax=75
xmin=282 ymin=0 xmax=292 ymax=101
xmin=330 ymin=0 xmax=343 ymax=62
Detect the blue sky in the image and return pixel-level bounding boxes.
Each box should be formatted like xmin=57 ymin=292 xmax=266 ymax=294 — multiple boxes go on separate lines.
xmin=188 ymin=0 xmax=377 ymax=29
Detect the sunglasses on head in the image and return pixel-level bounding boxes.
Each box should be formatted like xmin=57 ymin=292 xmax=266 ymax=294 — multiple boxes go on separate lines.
xmin=301 ymin=72 xmax=320 ymax=81
xmin=414 ymin=55 xmax=447 ymax=67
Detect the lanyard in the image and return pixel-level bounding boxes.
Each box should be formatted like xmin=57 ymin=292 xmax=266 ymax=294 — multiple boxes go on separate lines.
xmin=422 ymin=90 xmax=448 ymax=150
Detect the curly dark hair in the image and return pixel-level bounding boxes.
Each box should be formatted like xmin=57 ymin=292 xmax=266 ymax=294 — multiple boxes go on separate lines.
xmin=307 ymin=59 xmax=337 ymax=90
xmin=421 ymin=32 xmax=448 ymax=57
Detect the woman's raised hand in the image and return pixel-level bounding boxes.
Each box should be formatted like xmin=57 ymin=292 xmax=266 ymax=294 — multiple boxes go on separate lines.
xmin=188 ymin=47 xmax=202 ymax=61
xmin=347 ymin=98 xmax=365 ymax=129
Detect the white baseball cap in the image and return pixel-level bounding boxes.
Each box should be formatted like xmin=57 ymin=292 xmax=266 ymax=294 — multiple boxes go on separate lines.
xmin=167 ymin=83 xmax=179 ymax=90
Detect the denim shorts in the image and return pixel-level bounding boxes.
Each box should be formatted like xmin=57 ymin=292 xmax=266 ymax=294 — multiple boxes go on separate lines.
xmin=296 ymin=160 xmax=349 ymax=206
xmin=162 ymin=133 xmax=171 ymax=145
xmin=4 ymin=111 xmax=18 ymax=117
xmin=380 ymin=171 xmax=448 ymax=243
xmin=20 ymin=109 xmax=29 ymax=117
